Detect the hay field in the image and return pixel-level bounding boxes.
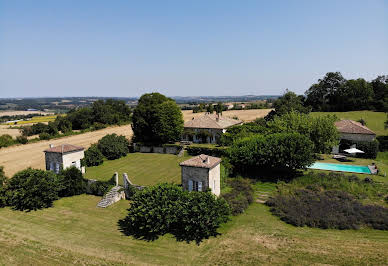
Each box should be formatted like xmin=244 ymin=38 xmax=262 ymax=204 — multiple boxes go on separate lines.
xmin=0 ymin=125 xmax=133 ymax=177
xmin=0 ymin=110 xmax=52 ymax=116
xmin=182 ymin=109 xmax=272 ymax=122
xmin=4 ymin=115 xmax=57 ymax=125
xmin=0 ymin=125 xmax=21 ymax=137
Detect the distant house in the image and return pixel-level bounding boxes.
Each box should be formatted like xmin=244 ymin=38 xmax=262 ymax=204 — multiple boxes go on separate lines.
xmin=182 ymin=113 xmax=242 ymax=144
xmin=44 ymin=144 xmax=85 ymax=174
xmin=332 ymin=120 xmax=376 ymax=153
xmin=180 ymin=154 xmax=221 ymax=196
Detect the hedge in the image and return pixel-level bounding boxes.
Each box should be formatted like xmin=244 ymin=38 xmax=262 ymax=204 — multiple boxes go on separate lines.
xmin=186 ymin=146 xmax=228 ymax=157
xmin=376 ymin=136 xmax=388 ymax=152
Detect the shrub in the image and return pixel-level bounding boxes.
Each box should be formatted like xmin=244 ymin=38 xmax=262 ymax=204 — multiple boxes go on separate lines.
xmin=0 ymin=166 xmax=7 ymax=207
xmin=16 ymin=135 xmax=28 ymax=144
xmin=221 ymin=178 xmax=254 ymax=215
xmin=266 ymin=189 xmax=388 ymax=230
xmin=87 ymin=181 xmax=112 ymax=196
xmin=7 ymin=168 xmax=59 ymax=211
xmin=91 ymin=122 xmax=107 ymax=131
xmin=228 ymin=133 xmax=315 ymax=175
xmin=377 ymin=136 xmax=388 ymax=152
xmin=0 ymin=134 xmax=15 ymax=148
xmin=83 ymin=144 xmax=104 ymax=166
xmin=97 ymin=134 xmax=129 ymax=160
xmin=186 ymin=146 xmax=228 ymax=157
xmin=39 ymin=132 xmax=51 ymax=140
xmin=118 ymin=183 xmax=230 ymax=244
xmin=57 ymin=167 xmax=87 ymax=197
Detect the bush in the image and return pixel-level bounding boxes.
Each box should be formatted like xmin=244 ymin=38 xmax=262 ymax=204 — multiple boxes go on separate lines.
xmin=221 ymin=178 xmax=254 ymax=215
xmin=97 ymin=134 xmax=129 ymax=160
xmin=228 ymin=133 xmax=315 ymax=175
xmin=39 ymin=132 xmax=51 ymax=140
xmin=16 ymin=135 xmax=28 ymax=144
xmin=266 ymin=189 xmax=388 ymax=230
xmin=0 ymin=166 xmax=7 ymax=207
xmin=7 ymin=168 xmax=59 ymax=211
xmin=57 ymin=167 xmax=87 ymax=197
xmin=0 ymin=134 xmax=15 ymax=148
xmin=376 ymin=136 xmax=388 ymax=152
xmin=118 ymin=183 xmax=230 ymax=244
xmin=186 ymin=146 xmax=228 ymax=157
xmin=83 ymin=144 xmax=104 ymax=166
xmin=87 ymin=181 xmax=113 ymax=196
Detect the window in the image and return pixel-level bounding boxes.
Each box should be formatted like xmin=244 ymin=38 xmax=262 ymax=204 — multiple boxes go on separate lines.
xmin=55 ymin=163 xmax=60 ymax=174
xmin=188 ymin=180 xmax=202 ymax=192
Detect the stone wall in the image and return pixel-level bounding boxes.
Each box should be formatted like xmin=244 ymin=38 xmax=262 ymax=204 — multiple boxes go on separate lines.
xmin=134 ymin=144 xmax=182 ymax=155
xmin=44 ymin=152 xmax=63 ymax=172
xmin=181 ymin=166 xmax=209 ymax=192
xmin=340 ymin=133 xmax=376 ymax=142
xmin=208 ymin=164 xmax=221 ymax=196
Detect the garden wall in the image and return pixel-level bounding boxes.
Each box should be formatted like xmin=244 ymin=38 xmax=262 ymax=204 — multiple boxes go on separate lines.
xmin=133 ymin=143 xmax=183 ymax=155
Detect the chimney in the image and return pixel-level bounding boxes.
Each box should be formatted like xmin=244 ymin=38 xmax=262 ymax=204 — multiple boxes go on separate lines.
xmin=49 ymin=144 xmax=54 ymax=148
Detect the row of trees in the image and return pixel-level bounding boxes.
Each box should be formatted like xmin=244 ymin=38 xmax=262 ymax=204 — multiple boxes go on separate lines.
xmin=305 ymin=72 xmax=388 ymax=112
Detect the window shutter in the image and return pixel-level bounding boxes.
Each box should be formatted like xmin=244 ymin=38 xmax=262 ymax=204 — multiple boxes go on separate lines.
xmin=188 ymin=180 xmax=193 ymax=191
xmin=198 ymin=181 xmax=202 ymax=192
xmin=55 ymin=163 xmax=60 ymax=174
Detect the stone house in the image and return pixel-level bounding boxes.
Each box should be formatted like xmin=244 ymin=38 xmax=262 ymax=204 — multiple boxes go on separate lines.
xmin=180 ymin=154 xmax=221 ymax=196
xmin=44 ymin=144 xmax=85 ymax=174
xmin=182 ymin=113 xmax=242 ymax=144
xmin=332 ymin=120 xmax=376 ymax=153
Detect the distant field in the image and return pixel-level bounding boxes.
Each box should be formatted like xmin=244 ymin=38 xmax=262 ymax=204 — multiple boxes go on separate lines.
xmin=0 ymin=153 xmax=387 ymax=264
xmin=4 ymin=115 xmax=57 ymax=125
xmin=0 ymin=125 xmax=21 ymax=137
xmin=86 ymin=153 xmax=190 ymax=185
xmin=311 ymin=111 xmax=387 ymax=136
xmin=0 ymin=110 xmax=53 ymax=116
xmin=0 ymin=125 xmax=133 ymax=177
xmin=182 ymin=109 xmax=273 ymax=122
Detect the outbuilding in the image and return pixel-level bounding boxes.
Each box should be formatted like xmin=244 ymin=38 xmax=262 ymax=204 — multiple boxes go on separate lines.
xmin=44 ymin=144 xmax=85 ymax=174
xmin=180 ymin=154 xmax=221 ymax=196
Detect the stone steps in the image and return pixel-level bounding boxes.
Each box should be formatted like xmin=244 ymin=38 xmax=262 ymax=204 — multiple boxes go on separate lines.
xmin=255 ymin=191 xmax=270 ymax=204
xmin=97 ymin=186 xmax=124 ymax=208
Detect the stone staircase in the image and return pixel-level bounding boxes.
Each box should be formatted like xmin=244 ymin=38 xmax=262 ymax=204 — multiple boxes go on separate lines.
xmin=255 ymin=190 xmax=272 ymax=204
xmin=177 ymin=148 xmax=185 ymax=157
xmin=97 ymin=186 xmax=125 ymax=208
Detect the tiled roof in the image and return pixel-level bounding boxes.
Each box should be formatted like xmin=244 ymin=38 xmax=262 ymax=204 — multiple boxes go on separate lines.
xmin=335 ymin=120 xmax=376 ymax=135
xmin=44 ymin=144 xmax=84 ymax=153
xmin=180 ymin=154 xmax=221 ymax=169
xmin=184 ymin=114 xmax=242 ymax=129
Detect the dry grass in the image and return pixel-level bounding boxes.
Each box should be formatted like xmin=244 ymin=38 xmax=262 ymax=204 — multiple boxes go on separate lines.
xmin=0 ymin=125 xmax=133 ymax=177
xmin=0 ymin=125 xmax=21 ymax=137
xmin=182 ymin=109 xmax=273 ymax=122
xmin=0 ymin=111 xmax=53 ymax=116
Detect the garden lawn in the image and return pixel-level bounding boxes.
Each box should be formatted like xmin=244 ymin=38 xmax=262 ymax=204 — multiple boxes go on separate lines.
xmin=85 ymin=152 xmax=191 ymax=186
xmin=311 ymin=111 xmax=388 ymax=136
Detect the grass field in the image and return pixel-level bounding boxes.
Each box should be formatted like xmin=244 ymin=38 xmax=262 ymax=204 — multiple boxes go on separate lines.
xmin=0 ymin=125 xmax=21 ymax=137
xmin=0 ymin=152 xmax=387 ymax=265
xmin=85 ymin=153 xmax=190 ymax=185
xmin=4 ymin=115 xmax=57 ymax=125
xmin=311 ymin=111 xmax=388 ymax=136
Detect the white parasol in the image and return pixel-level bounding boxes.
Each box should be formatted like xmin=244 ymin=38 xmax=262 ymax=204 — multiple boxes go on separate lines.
xmin=344 ymin=148 xmax=365 ymax=154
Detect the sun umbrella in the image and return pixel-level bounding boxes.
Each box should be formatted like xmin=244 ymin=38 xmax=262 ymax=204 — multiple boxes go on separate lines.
xmin=344 ymin=148 xmax=365 ymax=154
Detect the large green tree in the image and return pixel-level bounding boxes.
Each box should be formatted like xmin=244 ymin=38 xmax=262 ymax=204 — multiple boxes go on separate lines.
xmin=273 ymin=91 xmax=310 ymax=116
xmin=57 ymin=167 xmax=86 ymax=197
xmin=342 ymin=79 xmax=374 ymax=111
xmin=0 ymin=166 xmax=7 ymax=207
xmin=97 ymin=134 xmax=129 ymax=160
xmin=132 ymin=93 xmax=184 ymax=144
xmin=371 ymin=75 xmax=388 ymax=112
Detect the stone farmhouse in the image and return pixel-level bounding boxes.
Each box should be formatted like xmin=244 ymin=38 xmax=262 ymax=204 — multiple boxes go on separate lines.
xmin=44 ymin=144 xmax=85 ymax=174
xmin=332 ymin=120 xmax=376 ymax=153
xmin=182 ymin=113 xmax=242 ymax=144
xmin=180 ymin=154 xmax=221 ymax=196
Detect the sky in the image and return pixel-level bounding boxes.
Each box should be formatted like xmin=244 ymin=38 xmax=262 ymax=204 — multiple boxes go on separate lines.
xmin=0 ymin=0 xmax=387 ymax=98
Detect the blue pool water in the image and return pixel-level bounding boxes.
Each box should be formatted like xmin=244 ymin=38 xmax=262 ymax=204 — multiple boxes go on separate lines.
xmin=308 ymin=162 xmax=371 ymax=174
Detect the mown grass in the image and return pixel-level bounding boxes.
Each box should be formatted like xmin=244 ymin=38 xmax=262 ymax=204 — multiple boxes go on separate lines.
xmin=1 ymin=153 xmax=388 ymax=265
xmin=85 ymin=152 xmax=191 ymax=186
xmin=311 ymin=111 xmax=388 ymax=136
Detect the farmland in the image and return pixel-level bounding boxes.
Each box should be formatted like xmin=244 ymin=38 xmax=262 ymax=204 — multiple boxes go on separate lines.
xmin=182 ymin=109 xmax=273 ymax=122
xmin=0 ymin=152 xmax=387 ymax=265
xmin=0 ymin=124 xmax=133 ymax=177
xmin=3 ymin=115 xmax=57 ymax=125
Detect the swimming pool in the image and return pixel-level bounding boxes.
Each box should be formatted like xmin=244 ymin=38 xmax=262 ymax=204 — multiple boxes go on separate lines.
xmin=308 ymin=162 xmax=371 ymax=174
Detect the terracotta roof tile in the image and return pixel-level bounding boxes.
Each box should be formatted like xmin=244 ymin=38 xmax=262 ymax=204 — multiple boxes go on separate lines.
xmin=44 ymin=144 xmax=84 ymax=153
xmin=179 ymin=154 xmax=221 ymax=169
xmin=184 ymin=114 xmax=242 ymax=129
xmin=335 ymin=120 xmax=376 ymax=135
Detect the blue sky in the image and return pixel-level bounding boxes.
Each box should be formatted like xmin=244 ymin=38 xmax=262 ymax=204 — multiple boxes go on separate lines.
xmin=1 ymin=0 xmax=387 ymax=97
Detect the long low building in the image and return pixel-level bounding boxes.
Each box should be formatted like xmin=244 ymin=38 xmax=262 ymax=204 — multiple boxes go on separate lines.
xmin=182 ymin=113 xmax=242 ymax=144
